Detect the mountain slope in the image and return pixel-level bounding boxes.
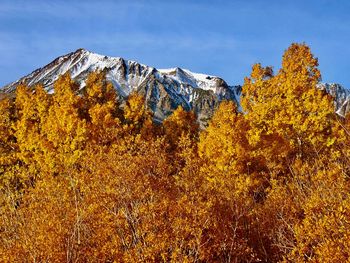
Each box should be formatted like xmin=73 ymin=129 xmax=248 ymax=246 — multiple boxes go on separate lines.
xmin=2 ymin=48 xmax=240 ymax=124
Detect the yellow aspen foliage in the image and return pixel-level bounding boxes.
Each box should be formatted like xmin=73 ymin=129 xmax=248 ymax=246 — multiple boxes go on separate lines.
xmin=123 ymin=91 xmax=154 ymax=138
xmin=42 ymin=73 xmax=88 ymax=174
xmin=163 ymin=106 xmax=199 ymax=173
xmin=242 ymin=43 xmax=337 ymax=170
xmin=252 ymin=162 xmax=309 ymax=262
xmin=199 ymin=100 xmax=253 ymax=175
xmin=2 ymin=43 xmax=350 ymax=262
xmin=0 ymin=97 xmax=16 ymax=159
xmin=285 ymin=161 xmax=350 ymax=262
xmin=163 ymin=105 xmax=198 ymax=149
xmin=196 ymin=101 xmax=259 ymax=261
xmin=171 ymin=137 xmax=211 ymax=261
xmin=339 ymin=113 xmax=350 ymax=162
xmin=83 ymin=71 xmax=122 ymax=146
xmin=74 ymin=138 xmax=176 ymax=261
xmin=198 ymin=100 xmax=263 ymax=202
xmin=84 ymin=71 xmax=117 ymax=106
xmin=15 ymin=84 xmax=52 ymax=176
xmin=3 ymin=174 xmax=83 ymax=262
xmin=0 ymin=97 xmax=17 ymax=175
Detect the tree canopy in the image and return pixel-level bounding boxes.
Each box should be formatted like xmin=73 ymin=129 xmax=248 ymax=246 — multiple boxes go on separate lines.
xmin=0 ymin=43 xmax=349 ymax=262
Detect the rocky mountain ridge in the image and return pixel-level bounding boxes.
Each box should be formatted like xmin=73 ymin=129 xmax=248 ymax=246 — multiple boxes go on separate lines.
xmin=1 ymin=49 xmax=349 ymax=123
xmin=2 ymin=48 xmax=240 ymax=124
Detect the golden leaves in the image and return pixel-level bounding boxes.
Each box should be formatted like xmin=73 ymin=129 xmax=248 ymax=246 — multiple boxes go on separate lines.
xmin=1 ymin=43 xmax=350 ymax=262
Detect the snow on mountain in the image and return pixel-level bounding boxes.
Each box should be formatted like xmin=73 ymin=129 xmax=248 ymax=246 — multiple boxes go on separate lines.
xmin=1 ymin=48 xmax=240 ymax=124
xmin=1 ymin=48 xmax=349 ymax=123
xmin=3 ymin=49 xmax=155 ymax=95
xmin=158 ymin=68 xmax=219 ymax=92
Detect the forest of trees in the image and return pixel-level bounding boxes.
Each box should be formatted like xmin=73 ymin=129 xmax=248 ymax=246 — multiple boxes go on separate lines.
xmin=1 ymin=43 xmax=350 ymax=262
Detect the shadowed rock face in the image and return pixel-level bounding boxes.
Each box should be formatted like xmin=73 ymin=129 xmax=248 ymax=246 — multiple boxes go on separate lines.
xmin=1 ymin=48 xmax=240 ymax=126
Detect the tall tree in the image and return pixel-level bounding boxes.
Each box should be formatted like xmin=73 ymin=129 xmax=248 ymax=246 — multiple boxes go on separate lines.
xmin=242 ymin=43 xmax=337 ymax=170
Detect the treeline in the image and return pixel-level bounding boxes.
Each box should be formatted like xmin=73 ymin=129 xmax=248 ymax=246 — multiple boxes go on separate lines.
xmin=1 ymin=43 xmax=350 ymax=262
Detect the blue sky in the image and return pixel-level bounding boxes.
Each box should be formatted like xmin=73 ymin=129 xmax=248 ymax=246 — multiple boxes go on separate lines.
xmin=0 ymin=0 xmax=349 ymax=87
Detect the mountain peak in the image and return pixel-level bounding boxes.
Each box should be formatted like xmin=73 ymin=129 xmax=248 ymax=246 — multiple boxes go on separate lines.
xmin=75 ymin=47 xmax=88 ymax=53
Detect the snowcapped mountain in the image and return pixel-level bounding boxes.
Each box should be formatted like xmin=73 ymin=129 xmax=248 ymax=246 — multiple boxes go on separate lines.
xmin=1 ymin=48 xmax=349 ymax=123
xmin=1 ymin=48 xmax=240 ymax=124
